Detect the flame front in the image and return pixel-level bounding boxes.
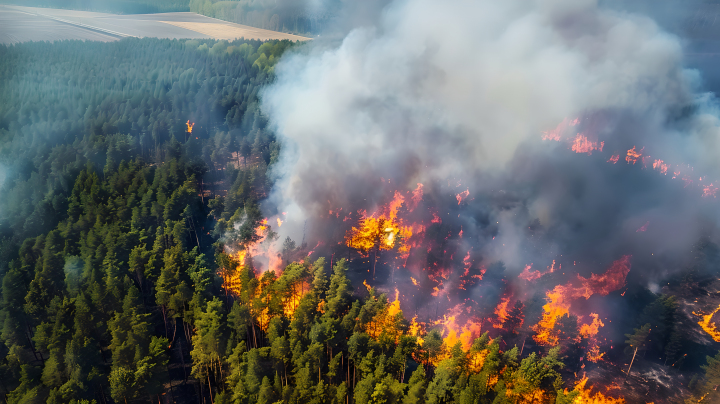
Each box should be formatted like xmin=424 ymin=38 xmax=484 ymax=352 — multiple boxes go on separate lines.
xmin=345 ymin=192 xmax=412 ymax=252
xmin=533 ymin=256 xmax=631 ymax=345
xmin=694 ymin=304 xmax=720 ymax=342
xmin=571 ymin=133 xmax=603 ymax=155
xmin=568 ymin=378 xmax=626 ymax=403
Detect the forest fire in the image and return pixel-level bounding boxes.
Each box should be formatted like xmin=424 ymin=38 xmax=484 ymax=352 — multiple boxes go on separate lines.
xmin=519 ymin=261 xmax=559 ymax=281
xmin=626 ymin=146 xmax=643 ymax=165
xmin=456 ymin=189 xmax=469 ymax=204
xmin=653 ymin=159 xmax=668 ymax=174
xmin=694 ymin=304 xmax=720 ymax=342
xmin=10 ymin=0 xmax=720 ymax=401
xmin=541 ymin=117 xmax=579 ymax=141
xmin=435 ymin=311 xmax=482 ymax=354
xmin=569 ymin=378 xmax=625 ymax=403
xmin=533 ymin=256 xmax=631 ymax=346
xmin=571 ymin=133 xmax=604 ymax=155
xmin=492 ymin=296 xmax=511 ymax=329
xmin=345 ymin=191 xmax=413 ymax=253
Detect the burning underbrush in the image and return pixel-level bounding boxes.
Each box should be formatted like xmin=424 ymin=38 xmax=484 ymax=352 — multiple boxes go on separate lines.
xmin=213 ymin=111 xmax=720 ymax=402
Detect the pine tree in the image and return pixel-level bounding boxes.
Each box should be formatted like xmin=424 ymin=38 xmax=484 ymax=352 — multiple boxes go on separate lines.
xmin=403 ymin=366 xmax=427 ymax=404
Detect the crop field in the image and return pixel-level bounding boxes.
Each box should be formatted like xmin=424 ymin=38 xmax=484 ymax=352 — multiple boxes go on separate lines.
xmin=0 ymin=5 xmax=310 ymax=44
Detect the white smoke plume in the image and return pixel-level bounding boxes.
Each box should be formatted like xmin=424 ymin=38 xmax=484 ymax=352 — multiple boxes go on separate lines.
xmin=261 ymin=0 xmax=720 ymax=276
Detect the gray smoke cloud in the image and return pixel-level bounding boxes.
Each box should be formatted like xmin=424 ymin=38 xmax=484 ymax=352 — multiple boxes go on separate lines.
xmin=261 ymin=0 xmax=720 ymax=281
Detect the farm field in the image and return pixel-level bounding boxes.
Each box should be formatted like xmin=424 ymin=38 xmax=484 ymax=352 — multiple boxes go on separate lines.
xmin=0 ymin=5 xmax=309 ymax=44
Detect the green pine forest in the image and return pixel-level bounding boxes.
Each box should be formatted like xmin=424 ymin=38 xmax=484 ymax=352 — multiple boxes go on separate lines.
xmin=1 ymin=38 xmax=720 ymax=404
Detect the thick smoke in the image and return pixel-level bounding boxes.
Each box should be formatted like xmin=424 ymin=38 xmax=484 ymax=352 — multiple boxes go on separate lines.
xmin=261 ymin=0 xmax=720 ymax=285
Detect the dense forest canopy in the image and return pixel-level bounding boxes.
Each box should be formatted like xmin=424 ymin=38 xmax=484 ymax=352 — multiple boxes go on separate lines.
xmin=1 ymin=26 xmax=720 ymax=404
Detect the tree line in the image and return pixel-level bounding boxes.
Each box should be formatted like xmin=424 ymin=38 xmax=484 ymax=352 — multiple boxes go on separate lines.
xmin=1 ymin=35 xmax=720 ymax=404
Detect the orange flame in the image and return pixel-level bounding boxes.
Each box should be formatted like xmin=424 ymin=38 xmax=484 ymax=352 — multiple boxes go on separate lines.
xmin=431 ymin=212 xmax=442 ymax=224
xmin=653 ymin=159 xmax=668 ymax=174
xmin=568 ymin=378 xmax=625 ymax=403
xmin=518 ymin=260 xmax=558 ymax=282
xmin=186 ymin=120 xmax=194 ymax=134
xmin=625 ymin=146 xmax=643 ymax=165
xmin=387 ymin=288 xmax=401 ymax=318
xmin=282 ymin=279 xmax=309 ymax=318
xmin=492 ymin=296 xmax=511 ymax=329
xmin=542 ymin=117 xmax=579 ymax=141
xmin=435 ymin=310 xmax=482 ymax=354
xmin=580 ymin=313 xmax=606 ymax=362
xmin=607 ymin=154 xmax=620 ymax=164
xmin=571 ymin=133 xmax=603 ymax=155
xmin=694 ymin=304 xmax=720 ymax=342
xmin=533 ymin=256 xmax=631 ymax=345
xmin=703 ymin=184 xmax=718 ymax=198
xmin=345 ymin=191 xmax=415 ymax=253
xmin=410 ymin=183 xmax=424 ymax=211
xmin=579 ymin=313 xmax=604 ymax=339
xmin=456 ymin=189 xmax=470 ymax=205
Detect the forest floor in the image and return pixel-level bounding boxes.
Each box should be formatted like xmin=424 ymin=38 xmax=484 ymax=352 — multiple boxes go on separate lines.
xmin=0 ymin=5 xmax=309 ymax=44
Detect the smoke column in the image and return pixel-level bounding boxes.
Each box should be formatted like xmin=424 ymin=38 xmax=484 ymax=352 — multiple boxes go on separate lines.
xmin=261 ymin=0 xmax=720 ymax=285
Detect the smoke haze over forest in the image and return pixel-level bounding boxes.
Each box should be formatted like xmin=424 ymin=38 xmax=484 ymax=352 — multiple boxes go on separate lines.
xmin=5 ymin=0 xmax=720 ymax=403
xmin=263 ymin=0 xmax=720 ymax=283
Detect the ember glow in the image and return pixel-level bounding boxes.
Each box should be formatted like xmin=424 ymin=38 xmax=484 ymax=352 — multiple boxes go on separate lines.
xmin=186 ymin=120 xmax=194 ymax=134
xmin=653 ymin=159 xmax=668 ymax=174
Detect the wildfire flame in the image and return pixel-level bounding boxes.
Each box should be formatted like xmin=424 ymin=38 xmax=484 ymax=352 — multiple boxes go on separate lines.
xmin=456 ymin=188 xmax=469 ymax=205
xmin=533 ymin=256 xmax=631 ymax=346
xmin=518 ymin=260 xmax=558 ymax=282
xmin=492 ymin=296 xmax=511 ymax=329
xmin=694 ymin=304 xmax=720 ymax=342
xmin=580 ymin=313 xmax=606 ymax=362
xmin=625 ymin=146 xmax=642 ymax=165
xmin=186 ymin=120 xmax=194 ymax=134
xmin=569 ymin=378 xmax=626 ymax=403
xmin=541 ymin=117 xmax=579 ymax=141
xmin=653 ymin=159 xmax=668 ymax=174
xmin=703 ymin=184 xmax=718 ymax=198
xmin=571 ymin=133 xmax=604 ymax=155
xmin=434 ymin=307 xmax=482 ymax=355
xmin=345 ymin=191 xmax=414 ymax=253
